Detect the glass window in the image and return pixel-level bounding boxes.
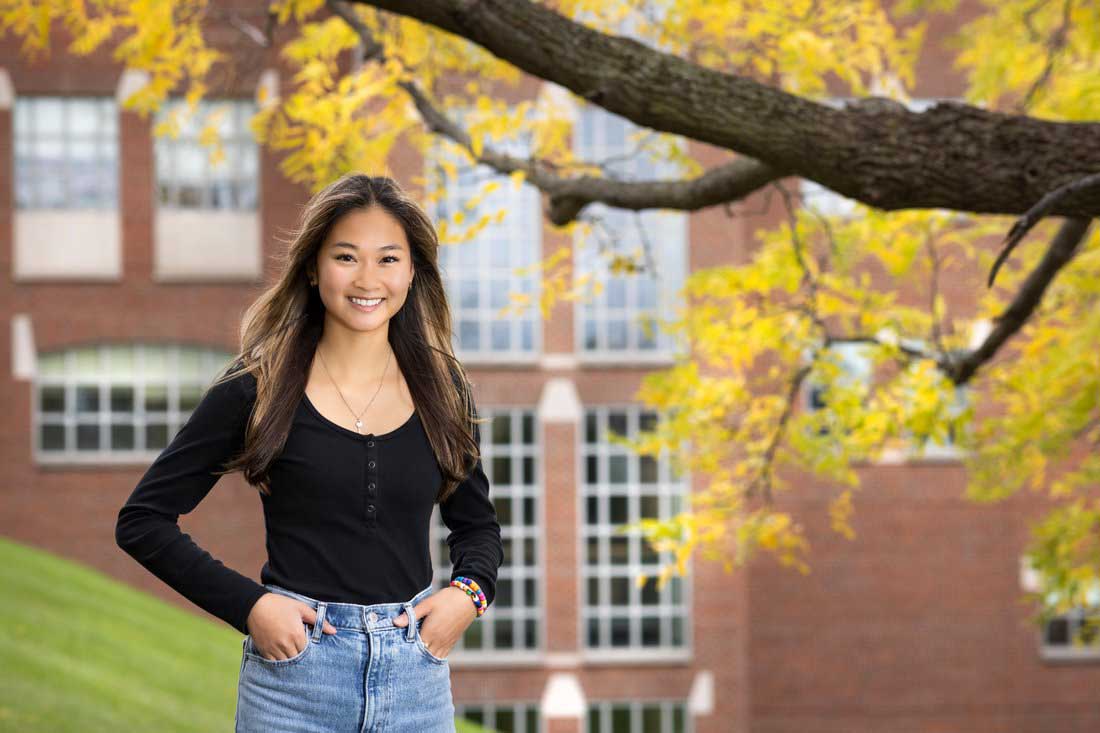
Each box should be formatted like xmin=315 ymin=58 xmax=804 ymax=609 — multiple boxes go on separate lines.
xmin=582 ymin=406 xmax=690 ymax=650
xmin=1038 ymin=578 xmax=1100 ymax=661
xmin=428 ymin=129 xmax=541 ymax=361
xmin=802 ymin=340 xmax=874 ymax=434
xmin=14 ymin=96 xmax=118 ymax=209
xmin=572 ymin=105 xmax=687 ymax=359
xmin=34 ymin=344 xmax=235 ymax=461
xmin=456 ymin=702 xmax=541 ymax=733
xmin=587 ymin=700 xmax=690 ymax=733
xmin=155 ymin=98 xmax=259 ymax=210
xmin=432 ymin=408 xmax=541 ymax=654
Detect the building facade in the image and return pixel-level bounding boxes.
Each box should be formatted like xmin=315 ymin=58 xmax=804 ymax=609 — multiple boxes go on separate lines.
xmin=1 ymin=5 xmax=1098 ymax=733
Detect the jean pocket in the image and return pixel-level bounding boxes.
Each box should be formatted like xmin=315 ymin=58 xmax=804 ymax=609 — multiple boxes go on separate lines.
xmin=245 ymin=622 xmax=314 ymax=667
xmin=413 ymin=619 xmax=449 ymax=665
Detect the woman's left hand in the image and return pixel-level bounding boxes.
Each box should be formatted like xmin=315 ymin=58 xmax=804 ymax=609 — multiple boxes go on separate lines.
xmin=393 ymin=586 xmax=478 ymax=659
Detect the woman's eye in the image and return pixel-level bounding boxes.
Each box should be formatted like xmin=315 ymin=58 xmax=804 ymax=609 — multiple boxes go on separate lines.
xmin=382 ymin=256 xmax=399 ymax=263
xmin=336 ymin=254 xmax=354 ymax=262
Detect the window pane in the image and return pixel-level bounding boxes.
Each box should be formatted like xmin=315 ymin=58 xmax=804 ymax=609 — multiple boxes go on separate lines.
xmin=583 ymin=405 xmax=689 ymax=650
xmin=41 ymin=386 xmax=65 ymax=413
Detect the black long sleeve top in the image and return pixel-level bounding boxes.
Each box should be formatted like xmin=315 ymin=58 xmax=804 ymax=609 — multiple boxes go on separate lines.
xmin=115 ymin=366 xmax=503 ymax=635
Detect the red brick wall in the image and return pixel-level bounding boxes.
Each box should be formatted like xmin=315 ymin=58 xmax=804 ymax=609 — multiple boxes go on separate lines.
xmin=1 ymin=4 xmax=1097 ymax=733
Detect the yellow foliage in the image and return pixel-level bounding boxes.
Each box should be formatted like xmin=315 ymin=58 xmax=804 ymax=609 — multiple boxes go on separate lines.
xmin=6 ymin=0 xmax=1100 ymax=622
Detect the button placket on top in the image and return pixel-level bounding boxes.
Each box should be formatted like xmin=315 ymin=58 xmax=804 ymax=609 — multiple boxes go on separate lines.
xmin=364 ymin=437 xmax=378 ymax=526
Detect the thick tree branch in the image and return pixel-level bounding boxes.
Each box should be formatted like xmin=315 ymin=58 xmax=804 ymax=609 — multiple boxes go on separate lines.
xmin=350 ymin=0 xmax=1100 ymax=218
xmin=327 ymin=0 xmax=785 ymax=224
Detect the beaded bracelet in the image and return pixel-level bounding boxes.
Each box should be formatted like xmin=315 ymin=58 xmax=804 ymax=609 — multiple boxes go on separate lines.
xmin=449 ymin=579 xmax=485 ymax=618
xmin=450 ymin=577 xmax=486 ymax=617
xmin=450 ymin=576 xmax=487 ymax=618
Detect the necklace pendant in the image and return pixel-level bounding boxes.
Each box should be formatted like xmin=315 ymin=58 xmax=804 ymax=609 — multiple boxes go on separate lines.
xmin=355 ymin=419 xmax=363 ymax=430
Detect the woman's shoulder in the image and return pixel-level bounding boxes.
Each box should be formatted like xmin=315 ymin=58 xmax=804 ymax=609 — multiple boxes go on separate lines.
xmin=208 ymin=358 xmax=259 ymax=406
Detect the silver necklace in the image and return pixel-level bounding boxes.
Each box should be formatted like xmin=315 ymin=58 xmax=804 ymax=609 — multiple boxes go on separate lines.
xmin=316 ymin=345 xmax=392 ymax=433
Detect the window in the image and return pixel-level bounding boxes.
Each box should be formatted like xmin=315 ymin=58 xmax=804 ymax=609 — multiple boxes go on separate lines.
xmin=34 ymin=344 xmax=235 ymax=463
xmin=582 ymin=406 xmax=690 ymax=653
xmin=894 ymin=338 xmax=969 ymax=458
xmin=587 ymin=700 xmax=690 ymax=733
xmin=802 ymin=339 xmax=968 ymax=458
xmin=1035 ymin=571 xmax=1100 ymax=662
xmin=432 ymin=408 xmax=541 ymax=655
xmin=429 ymin=130 xmax=541 ymax=360
xmin=803 ymin=340 xmax=874 ymax=424
xmin=456 ymin=702 xmax=541 ymax=733
xmin=573 ymin=105 xmax=688 ymax=360
xmin=154 ymin=98 xmax=259 ymax=210
xmin=14 ymin=96 xmax=118 ymax=209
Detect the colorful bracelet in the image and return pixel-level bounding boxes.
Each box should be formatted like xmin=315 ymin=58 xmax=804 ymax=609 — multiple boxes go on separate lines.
xmin=450 ymin=577 xmax=487 ymax=617
xmin=449 ymin=580 xmax=485 ymax=618
xmin=450 ymin=576 xmax=487 ymax=618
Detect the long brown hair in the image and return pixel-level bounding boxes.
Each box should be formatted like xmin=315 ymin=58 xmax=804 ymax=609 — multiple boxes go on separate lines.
xmin=211 ymin=173 xmax=483 ymax=503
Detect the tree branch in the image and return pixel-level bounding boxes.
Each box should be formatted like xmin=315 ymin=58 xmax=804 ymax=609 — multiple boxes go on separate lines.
xmin=327 ymin=0 xmax=785 ymax=224
xmin=349 ymin=0 xmax=1100 ymax=218
xmin=951 ymin=216 xmax=1092 ymax=385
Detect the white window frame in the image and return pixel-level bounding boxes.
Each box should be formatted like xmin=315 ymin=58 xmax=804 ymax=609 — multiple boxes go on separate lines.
xmin=14 ymin=95 xmax=118 ymax=210
xmin=586 ymin=699 xmax=692 ymax=733
xmin=427 ymin=119 xmax=542 ymax=364
xmin=455 ymin=701 xmax=543 ymax=733
xmin=580 ymin=405 xmax=692 ymax=662
xmin=1027 ymin=561 xmax=1100 ymax=663
xmin=572 ymin=104 xmax=689 ymax=364
xmin=34 ymin=344 xmax=234 ymax=465
xmin=431 ymin=407 xmax=543 ymax=664
xmin=154 ymin=97 xmax=260 ymax=211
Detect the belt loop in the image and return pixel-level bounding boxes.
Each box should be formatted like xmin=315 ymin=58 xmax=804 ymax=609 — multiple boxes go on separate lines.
xmin=402 ymin=601 xmax=417 ymax=642
xmin=312 ymin=602 xmax=327 ymax=643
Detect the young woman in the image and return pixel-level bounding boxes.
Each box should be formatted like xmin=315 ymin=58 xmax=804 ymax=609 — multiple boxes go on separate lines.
xmin=115 ymin=174 xmax=504 ymax=732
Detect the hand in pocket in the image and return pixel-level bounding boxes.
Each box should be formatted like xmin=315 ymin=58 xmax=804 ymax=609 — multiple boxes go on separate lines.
xmin=245 ymin=592 xmax=337 ymax=660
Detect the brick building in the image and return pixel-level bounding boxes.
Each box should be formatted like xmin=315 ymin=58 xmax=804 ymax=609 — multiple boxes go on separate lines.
xmin=2 ymin=4 xmax=1098 ymax=733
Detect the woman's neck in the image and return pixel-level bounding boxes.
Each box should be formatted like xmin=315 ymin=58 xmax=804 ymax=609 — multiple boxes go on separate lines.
xmin=314 ymin=324 xmax=394 ymax=387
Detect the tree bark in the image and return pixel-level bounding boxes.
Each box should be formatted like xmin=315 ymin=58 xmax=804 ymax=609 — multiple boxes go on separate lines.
xmin=350 ymin=0 xmax=1100 ymax=217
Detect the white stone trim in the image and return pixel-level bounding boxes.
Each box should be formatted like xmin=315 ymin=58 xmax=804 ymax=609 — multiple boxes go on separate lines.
xmin=11 ymin=314 xmax=36 ymax=381
xmin=688 ymin=670 xmax=714 ymax=715
xmin=540 ymin=672 xmax=586 ymax=719
xmin=537 ymin=377 xmax=581 ymax=423
xmin=14 ymin=210 xmax=122 ymax=280
xmin=116 ymin=68 xmax=151 ymax=105
xmin=1020 ymin=555 xmax=1042 ymax=593
xmin=257 ymin=68 xmax=280 ymax=109
xmin=538 ymin=353 xmax=578 ymax=371
xmin=544 ymin=652 xmax=582 ymax=668
xmin=0 ymin=68 xmax=13 ymax=110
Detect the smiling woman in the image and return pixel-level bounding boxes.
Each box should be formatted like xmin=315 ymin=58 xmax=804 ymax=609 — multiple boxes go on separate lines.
xmin=115 ymin=174 xmax=504 ymax=733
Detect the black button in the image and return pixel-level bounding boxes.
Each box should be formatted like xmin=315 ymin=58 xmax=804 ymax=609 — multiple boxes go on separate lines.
xmin=367 ymin=504 xmax=376 ymax=512
xmin=367 ymin=441 xmax=374 ymax=447
xmin=368 ymin=461 xmax=376 ymax=468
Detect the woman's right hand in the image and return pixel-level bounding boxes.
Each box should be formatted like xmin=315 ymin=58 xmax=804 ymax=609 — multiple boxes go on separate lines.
xmin=245 ymin=592 xmax=338 ymax=660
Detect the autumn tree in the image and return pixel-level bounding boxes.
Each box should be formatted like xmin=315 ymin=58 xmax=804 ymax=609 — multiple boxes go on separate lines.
xmin=4 ymin=0 xmax=1098 ymax=636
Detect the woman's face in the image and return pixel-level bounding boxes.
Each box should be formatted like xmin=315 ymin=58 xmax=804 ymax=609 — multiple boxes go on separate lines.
xmin=312 ymin=206 xmax=416 ymax=333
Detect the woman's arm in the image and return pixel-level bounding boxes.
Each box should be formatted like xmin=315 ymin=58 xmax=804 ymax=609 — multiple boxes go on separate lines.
xmin=438 ymin=413 xmax=505 ymax=609
xmin=114 ymin=365 xmax=269 ymax=635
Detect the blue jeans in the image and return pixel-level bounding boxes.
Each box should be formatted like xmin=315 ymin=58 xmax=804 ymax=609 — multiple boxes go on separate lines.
xmin=235 ymin=583 xmax=455 ymax=732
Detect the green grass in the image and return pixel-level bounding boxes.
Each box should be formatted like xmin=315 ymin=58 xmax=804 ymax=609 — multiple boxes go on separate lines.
xmin=0 ymin=536 xmax=493 ymax=732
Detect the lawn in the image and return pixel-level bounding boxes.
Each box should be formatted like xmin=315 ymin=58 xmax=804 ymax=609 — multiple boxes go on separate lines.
xmin=0 ymin=535 xmax=491 ymax=732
